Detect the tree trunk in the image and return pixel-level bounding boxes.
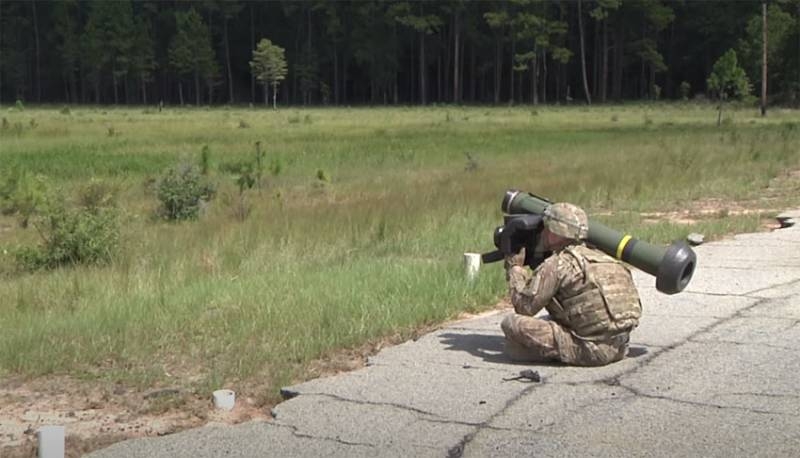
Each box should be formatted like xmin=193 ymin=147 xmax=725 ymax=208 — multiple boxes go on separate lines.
xmin=437 ymin=49 xmax=442 ymax=102
xmin=264 ymin=82 xmax=268 ymax=106
xmin=334 ymin=46 xmax=339 ymax=105
xmin=509 ymin=31 xmax=515 ymax=104
xmin=113 ymin=72 xmax=119 ymax=104
xmin=601 ymin=19 xmax=608 ymax=103
xmin=273 ymin=81 xmax=278 ymax=109
xmin=31 ymin=1 xmax=41 ymax=102
xmin=409 ymin=39 xmax=415 ymax=103
xmin=250 ymin=4 xmax=256 ymax=104
xmin=577 ymin=0 xmax=592 ymax=104
xmin=453 ymin=10 xmax=460 ymax=103
xmin=593 ymin=15 xmax=600 ymax=99
xmin=494 ymin=37 xmax=502 ymax=104
xmin=761 ymin=1 xmax=768 ymax=116
xmin=613 ymin=24 xmax=624 ymax=100
xmin=541 ymin=49 xmax=547 ymax=104
xmin=469 ymin=42 xmax=477 ymax=102
xmin=444 ymin=24 xmax=451 ymax=103
xmin=531 ymin=48 xmax=538 ymax=105
xmin=420 ymin=33 xmax=427 ymax=104
xmin=665 ymin=20 xmax=675 ymax=98
xmin=224 ymin=17 xmax=234 ymax=104
xmin=178 ymin=81 xmax=184 ymax=106
xmin=141 ymin=77 xmax=147 ymax=105
xmin=194 ymin=71 xmax=201 ymax=105
xmin=342 ymin=52 xmax=349 ymax=104
xmin=124 ymin=76 xmax=129 ymax=104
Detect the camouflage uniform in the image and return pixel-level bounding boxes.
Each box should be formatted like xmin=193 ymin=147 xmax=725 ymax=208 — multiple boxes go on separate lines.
xmin=502 ymin=203 xmax=642 ymax=366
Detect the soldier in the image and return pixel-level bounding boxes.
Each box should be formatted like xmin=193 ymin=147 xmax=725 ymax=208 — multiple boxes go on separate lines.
xmin=502 ymin=202 xmax=642 ymax=366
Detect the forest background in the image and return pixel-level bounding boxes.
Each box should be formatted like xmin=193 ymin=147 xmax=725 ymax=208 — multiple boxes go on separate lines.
xmin=2 ymin=0 xmax=799 ymax=108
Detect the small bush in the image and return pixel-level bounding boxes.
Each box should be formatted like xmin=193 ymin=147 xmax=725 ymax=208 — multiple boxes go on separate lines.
xmin=60 ymin=106 xmax=71 ymax=115
xmin=464 ymin=153 xmax=479 ymax=172
xmin=316 ymin=168 xmax=330 ymax=183
xmin=199 ymin=145 xmax=211 ymax=175
xmin=15 ymin=202 xmax=119 ymax=270
xmin=15 ymin=99 xmax=24 ymax=111
xmin=238 ymin=119 xmax=250 ymax=129
xmin=0 ymin=168 xmax=49 ymax=228
xmin=218 ymin=160 xmax=248 ymax=174
xmin=679 ymin=81 xmax=691 ymax=101
xmin=156 ymin=164 xmax=216 ymax=221
xmin=269 ymin=157 xmax=284 ymax=176
xmin=77 ymin=179 xmax=118 ymax=213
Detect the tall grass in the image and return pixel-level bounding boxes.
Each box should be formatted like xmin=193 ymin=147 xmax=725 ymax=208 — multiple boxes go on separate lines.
xmin=0 ymin=104 xmax=798 ymax=402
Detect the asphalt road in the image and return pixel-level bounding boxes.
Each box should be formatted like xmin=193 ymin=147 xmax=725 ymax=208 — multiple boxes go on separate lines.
xmin=90 ymin=210 xmax=800 ymax=457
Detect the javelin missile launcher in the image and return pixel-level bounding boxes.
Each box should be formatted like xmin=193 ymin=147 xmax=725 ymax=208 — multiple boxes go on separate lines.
xmin=482 ymin=190 xmax=697 ymax=295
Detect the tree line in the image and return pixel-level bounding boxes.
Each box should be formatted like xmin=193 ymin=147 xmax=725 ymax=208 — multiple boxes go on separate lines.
xmin=1 ymin=0 xmax=799 ymax=107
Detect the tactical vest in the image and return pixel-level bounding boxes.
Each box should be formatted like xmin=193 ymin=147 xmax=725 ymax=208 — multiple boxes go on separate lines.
xmin=549 ymin=245 xmax=641 ymax=339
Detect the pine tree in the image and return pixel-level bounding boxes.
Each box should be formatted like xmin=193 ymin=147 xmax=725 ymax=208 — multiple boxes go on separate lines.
xmin=249 ymin=38 xmax=288 ymax=109
xmin=169 ymin=8 xmax=217 ymax=105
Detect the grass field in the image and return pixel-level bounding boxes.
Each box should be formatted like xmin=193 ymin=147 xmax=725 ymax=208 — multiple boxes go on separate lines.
xmin=1 ymin=103 xmax=799 ymax=408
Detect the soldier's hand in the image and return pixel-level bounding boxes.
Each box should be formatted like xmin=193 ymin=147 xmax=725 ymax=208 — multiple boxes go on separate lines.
xmin=504 ymin=247 xmax=526 ymax=269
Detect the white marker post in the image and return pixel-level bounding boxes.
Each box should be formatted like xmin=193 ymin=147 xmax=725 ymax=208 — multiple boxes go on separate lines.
xmin=37 ymin=425 xmax=65 ymax=458
xmin=212 ymin=389 xmax=236 ymax=411
xmin=464 ymin=252 xmax=481 ymax=281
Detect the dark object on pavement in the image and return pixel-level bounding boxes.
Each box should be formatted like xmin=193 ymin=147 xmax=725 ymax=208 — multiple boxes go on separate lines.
xmin=503 ymin=369 xmax=541 ymax=383
xmin=777 ymin=216 xmax=795 ymax=228
xmin=482 ymin=190 xmax=697 ymax=295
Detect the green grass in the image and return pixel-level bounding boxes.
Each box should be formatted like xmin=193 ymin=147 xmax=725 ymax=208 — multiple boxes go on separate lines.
xmin=0 ymin=103 xmax=798 ymax=403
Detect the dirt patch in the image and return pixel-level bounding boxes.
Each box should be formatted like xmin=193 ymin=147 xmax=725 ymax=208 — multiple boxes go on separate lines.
xmin=0 ymin=376 xmax=269 ymax=457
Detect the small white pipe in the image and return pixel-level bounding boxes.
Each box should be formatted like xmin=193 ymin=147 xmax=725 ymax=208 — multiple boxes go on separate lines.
xmin=212 ymin=389 xmax=236 ymax=411
xmin=37 ymin=425 xmax=65 ymax=458
xmin=464 ymin=252 xmax=481 ymax=281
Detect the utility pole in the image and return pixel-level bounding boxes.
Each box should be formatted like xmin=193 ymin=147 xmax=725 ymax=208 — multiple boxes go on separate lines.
xmin=761 ymin=1 xmax=768 ymax=117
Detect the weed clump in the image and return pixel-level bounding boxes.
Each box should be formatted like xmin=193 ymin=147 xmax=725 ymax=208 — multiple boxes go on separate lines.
xmin=0 ymin=168 xmax=49 ymax=228
xmin=15 ymin=200 xmax=119 ymax=270
xmin=199 ymin=145 xmax=212 ymax=175
xmin=156 ymin=164 xmax=216 ymax=220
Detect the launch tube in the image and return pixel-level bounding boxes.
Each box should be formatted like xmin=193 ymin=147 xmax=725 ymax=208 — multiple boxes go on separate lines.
xmin=502 ymin=190 xmax=696 ymax=295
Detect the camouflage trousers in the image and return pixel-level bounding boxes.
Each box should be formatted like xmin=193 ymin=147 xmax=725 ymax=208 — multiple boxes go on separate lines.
xmin=501 ymin=314 xmax=628 ymax=367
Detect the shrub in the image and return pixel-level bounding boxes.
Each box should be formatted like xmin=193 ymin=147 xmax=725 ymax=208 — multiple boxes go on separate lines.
xmin=156 ymin=164 xmax=216 ymax=220
xmin=77 ymin=179 xmax=118 ymax=213
xmin=0 ymin=168 xmax=49 ymax=228
xmin=15 ymin=203 xmax=119 ymax=270
xmin=199 ymin=145 xmax=211 ymax=175
xmin=679 ymin=81 xmax=691 ymax=101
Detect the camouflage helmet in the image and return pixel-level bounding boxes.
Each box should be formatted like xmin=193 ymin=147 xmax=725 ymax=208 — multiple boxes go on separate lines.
xmin=543 ymin=202 xmax=589 ymax=240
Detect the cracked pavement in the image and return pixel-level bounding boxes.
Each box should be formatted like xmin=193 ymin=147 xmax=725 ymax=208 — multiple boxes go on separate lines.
xmin=90 ymin=210 xmax=800 ymax=457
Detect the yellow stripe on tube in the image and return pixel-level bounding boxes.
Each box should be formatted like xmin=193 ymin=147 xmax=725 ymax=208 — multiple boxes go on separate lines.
xmin=616 ymin=235 xmax=633 ymax=260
